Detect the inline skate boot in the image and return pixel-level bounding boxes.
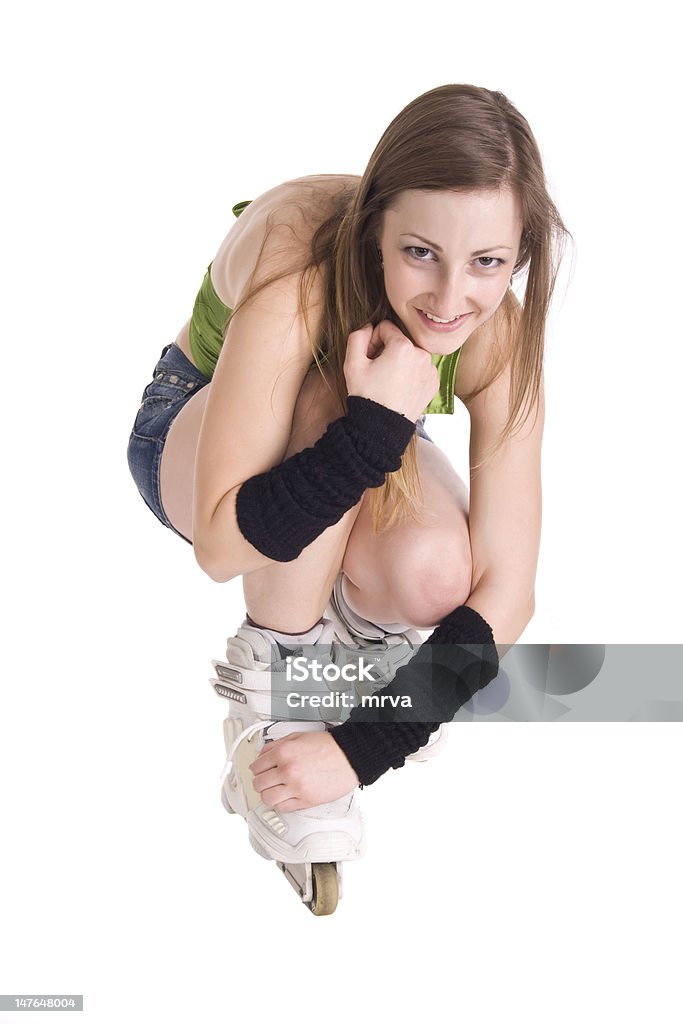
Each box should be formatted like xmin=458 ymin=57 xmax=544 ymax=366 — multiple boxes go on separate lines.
xmin=210 ymin=616 xmax=364 ymax=916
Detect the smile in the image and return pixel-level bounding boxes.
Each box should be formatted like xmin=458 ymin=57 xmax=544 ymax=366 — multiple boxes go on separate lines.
xmin=417 ymin=308 xmax=472 ymax=333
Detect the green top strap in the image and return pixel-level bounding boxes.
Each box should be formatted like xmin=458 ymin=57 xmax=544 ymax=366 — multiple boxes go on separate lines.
xmin=423 ymin=349 xmax=461 ymax=415
xmin=232 ymin=200 xmax=252 ymax=218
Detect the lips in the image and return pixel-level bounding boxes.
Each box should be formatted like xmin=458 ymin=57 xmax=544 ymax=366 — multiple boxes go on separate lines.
xmin=416 ymin=308 xmax=473 ymax=333
xmin=420 ymin=310 xmax=463 ymax=322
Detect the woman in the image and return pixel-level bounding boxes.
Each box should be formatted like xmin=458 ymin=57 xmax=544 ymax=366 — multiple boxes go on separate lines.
xmin=127 ymin=83 xmax=568 ymax=912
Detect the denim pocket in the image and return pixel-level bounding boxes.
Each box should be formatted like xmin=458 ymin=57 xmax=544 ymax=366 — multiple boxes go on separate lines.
xmin=132 ymin=368 xmax=202 ymax=441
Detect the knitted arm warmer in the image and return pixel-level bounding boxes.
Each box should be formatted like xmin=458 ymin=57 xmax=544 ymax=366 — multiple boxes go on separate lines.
xmin=235 ymin=396 xmax=416 ymax=562
xmin=329 ymin=604 xmax=499 ymax=786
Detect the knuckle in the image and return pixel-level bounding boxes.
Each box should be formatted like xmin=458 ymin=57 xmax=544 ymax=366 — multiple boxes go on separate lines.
xmin=380 ymin=319 xmax=399 ymax=337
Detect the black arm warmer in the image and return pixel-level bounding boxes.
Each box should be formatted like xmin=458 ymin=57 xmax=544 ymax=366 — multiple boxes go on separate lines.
xmin=329 ymin=605 xmax=499 ymax=786
xmin=235 ymin=396 xmax=416 ymax=562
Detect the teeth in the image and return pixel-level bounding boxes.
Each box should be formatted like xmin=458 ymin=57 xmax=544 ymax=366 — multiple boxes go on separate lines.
xmin=423 ymin=310 xmax=460 ymax=323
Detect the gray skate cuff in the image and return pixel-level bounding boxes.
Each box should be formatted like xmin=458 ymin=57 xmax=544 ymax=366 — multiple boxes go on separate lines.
xmin=235 ymin=396 xmax=415 ymax=562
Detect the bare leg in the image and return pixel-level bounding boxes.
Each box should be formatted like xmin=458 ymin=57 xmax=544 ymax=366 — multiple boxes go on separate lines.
xmin=240 ymin=368 xmax=363 ymax=633
xmin=340 ymin=438 xmax=473 ymax=630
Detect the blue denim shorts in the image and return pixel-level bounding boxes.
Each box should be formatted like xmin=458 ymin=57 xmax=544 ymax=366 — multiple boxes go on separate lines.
xmin=127 ymin=343 xmax=210 ymax=545
xmin=127 ymin=342 xmax=434 ymax=546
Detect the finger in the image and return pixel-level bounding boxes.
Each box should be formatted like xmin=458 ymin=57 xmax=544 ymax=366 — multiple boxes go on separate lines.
xmin=345 ymin=322 xmax=374 ymax=361
xmin=260 ymin=783 xmax=297 ymax=808
xmin=250 ymin=765 xmax=283 ymax=794
xmin=250 ymin=731 xmax=306 ymax=774
xmin=366 ymin=332 xmax=385 ymax=360
xmin=249 ymin=742 xmax=283 ymax=776
xmin=372 ymin=319 xmax=408 ymax=346
xmin=271 ymin=796 xmax=308 ymax=813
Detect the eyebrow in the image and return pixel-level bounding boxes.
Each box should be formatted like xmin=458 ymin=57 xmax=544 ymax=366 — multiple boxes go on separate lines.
xmin=399 ymin=233 xmax=513 ymax=257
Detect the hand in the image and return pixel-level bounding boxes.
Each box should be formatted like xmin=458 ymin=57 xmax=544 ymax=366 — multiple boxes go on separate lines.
xmin=249 ymin=730 xmax=360 ymax=812
xmin=343 ymin=320 xmax=439 ymax=422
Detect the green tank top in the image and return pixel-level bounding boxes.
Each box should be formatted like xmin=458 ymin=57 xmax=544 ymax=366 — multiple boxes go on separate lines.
xmin=188 ymin=200 xmax=462 ymax=415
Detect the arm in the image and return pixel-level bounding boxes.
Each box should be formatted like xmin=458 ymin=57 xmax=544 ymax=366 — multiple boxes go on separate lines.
xmin=463 ymin=346 xmax=544 ymax=656
xmin=192 ymin=263 xmax=322 ymax=580
xmin=193 ymin=261 xmax=416 ymax=580
xmin=330 ymin=312 xmax=545 ymax=784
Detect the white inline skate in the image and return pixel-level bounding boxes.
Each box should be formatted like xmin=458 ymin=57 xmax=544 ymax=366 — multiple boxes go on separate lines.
xmin=324 ymin=571 xmax=449 ymax=762
xmin=210 ymin=617 xmax=366 ymax=916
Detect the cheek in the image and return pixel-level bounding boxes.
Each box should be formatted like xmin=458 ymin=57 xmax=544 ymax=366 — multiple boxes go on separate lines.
xmin=385 ymin=272 xmax=411 ymax=309
xmin=479 ymin=278 xmax=509 ymax=312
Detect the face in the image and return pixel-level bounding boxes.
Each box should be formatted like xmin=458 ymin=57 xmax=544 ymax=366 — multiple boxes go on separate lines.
xmin=376 ymin=188 xmax=523 ymax=354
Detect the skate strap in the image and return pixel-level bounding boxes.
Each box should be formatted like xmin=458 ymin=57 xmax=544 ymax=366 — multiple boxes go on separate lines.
xmin=211 ymin=658 xmax=294 ymax=715
xmin=210 ymin=669 xmax=339 ymax=720
xmin=210 ymin=673 xmax=275 ymax=716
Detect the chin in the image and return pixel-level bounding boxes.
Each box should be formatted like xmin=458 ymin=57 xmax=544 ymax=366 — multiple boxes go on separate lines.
xmin=415 ymin=325 xmax=475 ymax=356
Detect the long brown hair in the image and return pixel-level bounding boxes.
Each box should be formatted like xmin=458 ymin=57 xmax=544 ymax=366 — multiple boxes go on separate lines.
xmin=229 ymin=84 xmax=570 ymax=533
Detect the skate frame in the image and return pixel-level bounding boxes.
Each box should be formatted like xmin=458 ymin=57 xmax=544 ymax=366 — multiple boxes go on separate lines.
xmin=277 ymin=860 xmax=344 ymax=905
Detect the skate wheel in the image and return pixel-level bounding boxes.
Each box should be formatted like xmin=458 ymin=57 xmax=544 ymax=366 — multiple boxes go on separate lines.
xmin=309 ymin=863 xmax=339 ymax=916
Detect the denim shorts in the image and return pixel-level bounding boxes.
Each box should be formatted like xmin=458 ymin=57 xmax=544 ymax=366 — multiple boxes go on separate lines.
xmin=126 ymin=342 xmax=434 ymax=546
xmin=127 ymin=343 xmax=210 ymax=545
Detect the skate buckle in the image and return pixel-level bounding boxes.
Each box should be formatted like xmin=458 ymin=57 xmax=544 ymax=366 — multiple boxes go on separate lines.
xmin=214 ymin=662 xmax=244 ymax=687
xmin=212 ymin=680 xmax=247 ymax=703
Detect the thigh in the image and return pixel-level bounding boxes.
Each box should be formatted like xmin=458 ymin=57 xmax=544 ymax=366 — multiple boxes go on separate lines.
xmin=158 ymin=378 xmax=212 ymax=544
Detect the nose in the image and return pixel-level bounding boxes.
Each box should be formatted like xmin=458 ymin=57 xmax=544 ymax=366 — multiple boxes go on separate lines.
xmin=430 ymin=267 xmax=467 ymax=318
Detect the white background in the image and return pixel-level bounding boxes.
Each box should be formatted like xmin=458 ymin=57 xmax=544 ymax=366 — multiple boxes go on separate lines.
xmin=1 ymin=1 xmax=681 ymax=1022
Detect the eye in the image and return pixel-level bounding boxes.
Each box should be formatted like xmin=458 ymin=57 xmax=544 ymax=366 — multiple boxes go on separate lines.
xmin=475 ymin=256 xmax=506 ymax=269
xmin=405 ymin=246 xmax=434 ymax=261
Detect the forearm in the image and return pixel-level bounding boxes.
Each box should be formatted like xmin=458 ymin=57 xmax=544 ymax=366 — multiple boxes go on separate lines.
xmin=195 ymin=395 xmax=415 ymax=580
xmin=194 ymin=483 xmax=273 ymax=583
xmin=330 ymin=604 xmax=499 ymax=785
xmin=463 ymin=578 xmax=535 ymax=659
xmin=235 ymin=396 xmax=415 ymax=562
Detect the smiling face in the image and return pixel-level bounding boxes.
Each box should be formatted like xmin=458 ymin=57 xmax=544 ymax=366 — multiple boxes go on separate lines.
xmin=376 ymin=188 xmax=523 ymax=354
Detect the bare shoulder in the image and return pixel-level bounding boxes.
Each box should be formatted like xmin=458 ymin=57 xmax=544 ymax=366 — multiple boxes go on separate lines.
xmin=211 ymin=175 xmax=361 ymax=308
xmin=453 ymin=290 xmax=522 ymax=413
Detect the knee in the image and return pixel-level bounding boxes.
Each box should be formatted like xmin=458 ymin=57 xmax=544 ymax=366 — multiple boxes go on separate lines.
xmin=388 ymin=529 xmax=473 ymax=629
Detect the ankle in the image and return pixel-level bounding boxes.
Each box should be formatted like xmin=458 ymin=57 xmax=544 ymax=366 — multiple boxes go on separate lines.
xmin=246 ymin=613 xmax=323 ymax=635
xmin=243 ymin=614 xmax=327 ymax=648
